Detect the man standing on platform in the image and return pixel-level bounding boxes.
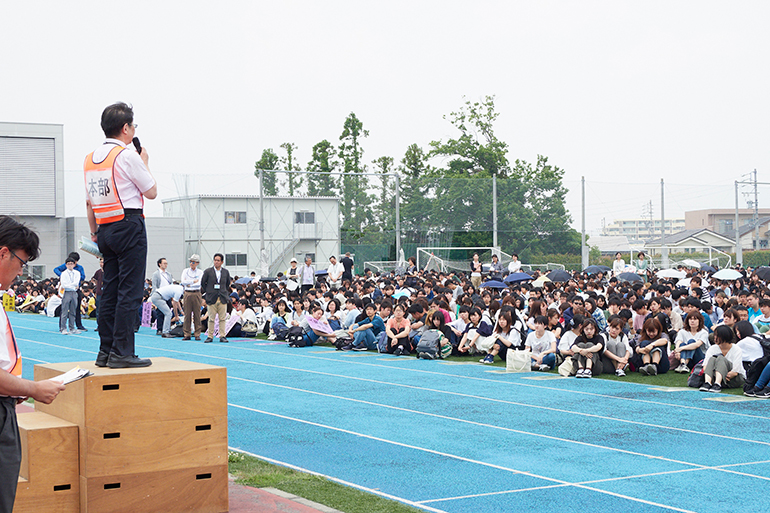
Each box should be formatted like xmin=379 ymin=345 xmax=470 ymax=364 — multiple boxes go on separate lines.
xmin=0 ymin=216 xmax=65 ymax=513
xmin=181 ymin=254 xmax=203 ymax=340
xmin=85 ymin=102 xmax=156 ymax=368
xmin=201 ymin=253 xmax=231 ymax=343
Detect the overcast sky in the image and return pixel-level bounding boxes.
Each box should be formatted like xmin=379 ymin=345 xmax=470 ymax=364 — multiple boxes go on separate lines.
xmin=2 ymin=1 xmax=768 ymax=236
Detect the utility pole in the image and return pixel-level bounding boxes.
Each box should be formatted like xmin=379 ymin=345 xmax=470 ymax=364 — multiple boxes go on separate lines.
xmin=661 ymin=179 xmax=668 ymax=268
xmin=581 ymin=176 xmax=587 ymax=269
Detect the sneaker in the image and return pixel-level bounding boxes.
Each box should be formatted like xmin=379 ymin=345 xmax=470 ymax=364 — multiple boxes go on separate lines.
xmin=584 ymin=369 xmax=592 ymax=378
xmin=69 ymin=329 xmax=85 ymax=335
xmin=267 ymin=333 xmax=277 ymax=340
xmin=393 ymin=346 xmax=404 ymax=356
xmin=647 ymin=364 xmax=657 ymax=376
xmin=639 ymin=364 xmax=649 ymax=376
xmin=674 ymin=363 xmax=686 ymax=373
xmin=480 ymin=354 xmax=494 ymax=364
xmin=352 ymin=345 xmax=368 ymax=351
xmin=341 ymin=344 xmax=353 ymax=351
xmin=576 ymin=369 xmax=585 ymax=378
xmin=744 ymin=387 xmax=759 ymax=397
xmin=709 ymin=383 xmax=722 ymax=393
xmin=755 ymin=387 xmax=770 ymax=399
xmin=699 ymin=382 xmax=712 ymax=392
xmin=538 ymin=364 xmax=550 ymax=372
xmin=60 ymin=330 xmax=69 ymax=335
xmin=616 ymin=368 xmax=626 ymax=377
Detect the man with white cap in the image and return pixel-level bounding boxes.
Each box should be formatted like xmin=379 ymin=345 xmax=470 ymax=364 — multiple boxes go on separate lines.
xmin=180 ymin=254 xmax=203 ymax=340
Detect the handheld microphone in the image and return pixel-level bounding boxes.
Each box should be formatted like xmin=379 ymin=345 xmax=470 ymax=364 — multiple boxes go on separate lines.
xmin=132 ymin=137 xmax=142 ymax=154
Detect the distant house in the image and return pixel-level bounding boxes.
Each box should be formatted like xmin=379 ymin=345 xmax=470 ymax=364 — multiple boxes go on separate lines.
xmin=737 ymin=217 xmax=770 ymax=250
xmin=644 ymin=229 xmax=736 ymax=255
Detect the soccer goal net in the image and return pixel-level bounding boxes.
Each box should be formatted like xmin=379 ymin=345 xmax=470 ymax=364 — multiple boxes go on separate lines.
xmin=416 ymin=247 xmax=513 ymax=274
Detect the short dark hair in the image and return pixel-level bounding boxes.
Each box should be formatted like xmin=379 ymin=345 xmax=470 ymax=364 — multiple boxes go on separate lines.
xmin=68 ymin=252 xmax=80 ymax=262
xmin=0 ymin=216 xmax=40 ymax=261
xmin=157 ymin=258 xmax=166 ymax=267
xmin=101 ymin=102 xmax=134 ymax=138
xmin=213 ymin=253 xmax=224 ymax=262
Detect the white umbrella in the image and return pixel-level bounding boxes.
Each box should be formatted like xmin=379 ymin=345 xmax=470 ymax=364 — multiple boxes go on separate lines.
xmin=712 ymin=269 xmax=743 ymax=281
xmin=676 ymin=277 xmax=692 ymax=288
xmin=532 ymin=276 xmax=551 ymax=287
xmin=681 ymin=259 xmax=701 ymax=268
xmin=656 ymin=269 xmax=686 ymax=279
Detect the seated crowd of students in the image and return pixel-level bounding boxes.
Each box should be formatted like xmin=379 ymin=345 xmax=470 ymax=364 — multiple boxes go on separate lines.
xmin=6 ymin=255 xmax=770 ymax=398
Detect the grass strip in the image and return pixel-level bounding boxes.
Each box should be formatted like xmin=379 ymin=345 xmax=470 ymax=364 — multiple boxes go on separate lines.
xmin=228 ymin=451 xmax=422 ymax=513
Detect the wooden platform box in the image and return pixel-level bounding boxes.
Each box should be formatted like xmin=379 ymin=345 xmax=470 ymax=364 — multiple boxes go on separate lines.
xmin=34 ymin=357 xmax=227 ymax=428
xmin=81 ymin=415 xmax=227 ymax=477
xmin=14 ymin=412 xmax=79 ymax=513
xmin=80 ymin=465 xmax=228 ymax=513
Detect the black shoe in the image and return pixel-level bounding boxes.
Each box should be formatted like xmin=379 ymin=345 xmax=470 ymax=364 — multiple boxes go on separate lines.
xmin=156 ymin=330 xmax=162 ymax=336
xmin=219 ymin=337 xmax=228 ymax=343
xmin=182 ymin=336 xmax=191 ymax=341
xmin=134 ymin=327 xmax=140 ymax=333
xmin=107 ymin=353 xmax=152 ymax=368
xmin=77 ymin=326 xmax=87 ymax=332
xmin=95 ymin=350 xmax=109 ymax=367
xmin=744 ymin=387 xmax=759 ymax=397
xmin=204 ymin=337 xmax=213 ymax=343
xmin=161 ymin=333 xmax=174 ymax=338
xmin=194 ymin=335 xmax=201 ymax=341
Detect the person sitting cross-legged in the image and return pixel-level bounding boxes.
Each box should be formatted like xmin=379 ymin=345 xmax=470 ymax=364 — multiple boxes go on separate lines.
xmin=699 ymin=325 xmax=745 ymax=393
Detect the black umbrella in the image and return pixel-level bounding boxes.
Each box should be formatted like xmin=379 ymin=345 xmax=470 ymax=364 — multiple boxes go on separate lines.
xmin=546 ymin=269 xmax=572 ymax=282
xmin=754 ymin=266 xmax=770 ymax=281
xmin=617 ymin=272 xmax=642 ymax=283
xmin=504 ymin=272 xmax=533 ymax=284
xmin=584 ymin=265 xmax=611 ymax=275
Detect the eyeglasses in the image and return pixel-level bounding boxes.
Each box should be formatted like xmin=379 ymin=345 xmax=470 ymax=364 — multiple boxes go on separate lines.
xmin=9 ymin=250 xmax=28 ymax=272
xmin=126 ymin=123 xmax=138 ymax=129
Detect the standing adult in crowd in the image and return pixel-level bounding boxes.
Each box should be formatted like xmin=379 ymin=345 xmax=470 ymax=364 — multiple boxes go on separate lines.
xmin=327 ymin=255 xmax=343 ymax=290
xmin=470 ymin=253 xmax=483 ymax=290
xmin=181 ymin=254 xmax=203 ymax=341
xmin=85 ymin=102 xmax=156 ymax=368
xmin=0 ymin=216 xmax=65 ymax=513
xmin=151 ymin=257 xmax=173 ymax=335
xmin=341 ymin=252 xmax=354 ymax=282
xmin=300 ymin=256 xmax=315 ymax=294
xmin=150 ymin=283 xmax=183 ymax=338
xmin=201 ymin=253 xmax=231 ymax=343
xmin=53 ymin=252 xmax=88 ymax=332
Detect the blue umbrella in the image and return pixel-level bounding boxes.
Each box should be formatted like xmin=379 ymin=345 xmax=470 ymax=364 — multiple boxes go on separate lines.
xmin=504 ymin=272 xmax=533 ymax=284
xmin=584 ymin=265 xmax=611 ymax=275
xmin=480 ymin=280 xmax=508 ymax=289
xmin=315 ymin=269 xmax=328 ymax=276
xmin=700 ymin=264 xmax=717 ymax=273
xmin=617 ymin=272 xmax=642 ymax=283
xmin=235 ymin=277 xmax=252 ymax=285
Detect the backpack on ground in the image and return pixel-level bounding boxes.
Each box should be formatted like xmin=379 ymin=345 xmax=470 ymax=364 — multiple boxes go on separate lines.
xmin=273 ymin=322 xmax=289 ymax=341
xmin=416 ymin=329 xmax=445 ymax=359
xmin=286 ymin=326 xmax=305 ymax=347
xmin=240 ymin=320 xmax=258 ymax=337
xmin=376 ymin=331 xmax=389 ymax=353
xmin=687 ymin=359 xmax=705 ymax=388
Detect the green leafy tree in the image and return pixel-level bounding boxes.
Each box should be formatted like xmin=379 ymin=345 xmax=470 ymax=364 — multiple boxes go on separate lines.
xmin=254 ymin=148 xmax=279 ymax=196
xmin=306 ymin=140 xmax=339 ymax=197
xmin=338 ymin=112 xmax=371 ymax=242
xmin=371 ymin=156 xmax=395 ymax=244
xmin=280 ymin=142 xmax=302 ymax=196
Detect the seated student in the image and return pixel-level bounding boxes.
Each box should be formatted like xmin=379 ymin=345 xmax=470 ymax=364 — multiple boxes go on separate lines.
xmin=457 ymin=307 xmax=493 ymax=355
xmin=673 ymin=311 xmax=710 ymax=373
xmin=585 ymin=298 xmax=608 ymax=334
xmin=342 ymin=297 xmax=362 ymax=329
xmin=546 ymin=308 xmax=563 ymax=340
xmin=346 ymin=302 xmax=386 ymax=351
xmin=383 ymin=303 xmax=411 ymax=355
xmin=270 ymin=298 xmax=291 ymax=339
xmin=481 ymin=312 xmax=520 ymax=364
xmin=753 ymin=299 xmax=770 ymax=334
xmin=699 ymin=325 xmax=745 ymax=393
xmin=227 ymin=298 xmax=258 ymax=338
xmin=303 ymin=305 xmax=336 ymax=346
xmin=417 ymin=310 xmax=454 ymax=359
xmin=255 ymin=296 xmax=274 ymax=334
xmin=734 ymin=321 xmax=770 ymax=396
xmin=325 ymin=298 xmax=343 ymax=331
xmin=602 ymin=317 xmax=632 ymax=377
xmin=525 ymin=315 xmax=557 ymax=371
xmin=407 ymin=303 xmax=427 ymax=348
xmin=570 ymin=318 xmax=605 ymax=378
xmin=447 ymin=305 xmax=470 ymax=348
xmin=635 ymin=318 xmax=670 ymax=376
xmin=558 ymin=314 xmax=585 ymax=361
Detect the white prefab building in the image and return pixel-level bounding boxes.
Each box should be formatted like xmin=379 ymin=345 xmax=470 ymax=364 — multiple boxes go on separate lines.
xmin=162 ymin=195 xmax=340 ymax=277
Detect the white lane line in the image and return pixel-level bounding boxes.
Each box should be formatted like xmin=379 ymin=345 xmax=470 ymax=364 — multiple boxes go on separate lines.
xmin=229 ymin=448 xmax=450 ymax=513
xmin=16 ymin=333 xmax=770 ymax=448
xmin=229 ymin=375 xmax=770 ymax=483
xmin=229 ymin=403 xmax=698 ymax=513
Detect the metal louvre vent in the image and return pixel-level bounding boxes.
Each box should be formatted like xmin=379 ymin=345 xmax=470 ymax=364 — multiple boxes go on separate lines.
xmin=0 ymin=137 xmax=56 ymax=216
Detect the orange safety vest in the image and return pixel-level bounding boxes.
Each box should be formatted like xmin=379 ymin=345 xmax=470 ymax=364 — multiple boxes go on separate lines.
xmin=84 ymin=145 xmax=126 ymax=224
xmin=3 ymin=311 xmax=21 ymax=376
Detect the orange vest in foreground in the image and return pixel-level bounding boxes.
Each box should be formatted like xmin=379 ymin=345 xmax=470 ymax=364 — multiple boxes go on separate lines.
xmin=84 ymin=145 xmax=125 ymax=224
xmin=4 ymin=311 xmax=21 ymax=376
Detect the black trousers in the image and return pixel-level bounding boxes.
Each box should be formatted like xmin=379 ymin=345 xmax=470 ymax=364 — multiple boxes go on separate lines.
xmin=0 ymin=397 xmax=21 ymax=513
xmin=97 ymin=215 xmax=147 ymax=357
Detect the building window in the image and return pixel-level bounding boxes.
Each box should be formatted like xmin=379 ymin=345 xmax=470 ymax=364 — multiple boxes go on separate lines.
xmin=225 ymin=211 xmax=247 ymax=224
xmin=225 ymin=254 xmax=247 ymax=266
xmin=294 ymin=212 xmax=315 ymax=224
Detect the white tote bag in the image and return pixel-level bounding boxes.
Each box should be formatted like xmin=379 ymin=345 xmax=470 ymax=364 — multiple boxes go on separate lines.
xmin=506 ymin=349 xmax=532 ymax=372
